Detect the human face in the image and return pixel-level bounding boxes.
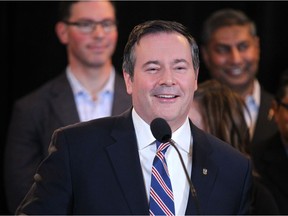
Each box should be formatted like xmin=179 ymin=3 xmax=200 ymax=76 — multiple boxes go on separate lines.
xmin=124 ymin=32 xmax=198 ymax=131
xmin=202 ymin=25 xmax=259 ymax=96
xmin=56 ymin=1 xmax=118 ymax=68
xmin=273 ymin=95 xmax=288 ymax=142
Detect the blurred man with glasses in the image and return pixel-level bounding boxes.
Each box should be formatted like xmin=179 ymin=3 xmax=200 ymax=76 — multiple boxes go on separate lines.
xmin=4 ymin=1 xmax=131 ymax=214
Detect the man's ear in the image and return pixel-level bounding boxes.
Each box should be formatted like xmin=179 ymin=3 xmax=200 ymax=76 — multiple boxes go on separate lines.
xmin=123 ymin=71 xmax=133 ymax=95
xmin=55 ymin=22 xmax=69 ymax=45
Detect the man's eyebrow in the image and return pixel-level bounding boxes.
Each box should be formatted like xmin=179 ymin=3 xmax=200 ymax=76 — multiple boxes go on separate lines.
xmin=173 ymin=59 xmax=189 ymax=64
xmin=215 ymin=43 xmax=230 ymax=47
xmin=142 ymin=60 xmax=160 ymax=68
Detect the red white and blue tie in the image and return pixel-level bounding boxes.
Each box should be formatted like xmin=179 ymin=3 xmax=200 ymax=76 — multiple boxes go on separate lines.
xmin=149 ymin=141 xmax=175 ymax=216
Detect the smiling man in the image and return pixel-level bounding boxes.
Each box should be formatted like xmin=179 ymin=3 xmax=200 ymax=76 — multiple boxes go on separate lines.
xmin=4 ymin=1 xmax=131 ymax=214
xmin=16 ymin=20 xmax=252 ymax=215
xmin=201 ymin=8 xmax=277 ymax=150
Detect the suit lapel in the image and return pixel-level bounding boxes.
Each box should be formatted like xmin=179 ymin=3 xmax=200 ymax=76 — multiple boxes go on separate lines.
xmin=104 ymin=115 xmax=220 ymax=215
xmin=50 ymin=73 xmax=80 ymax=125
xmin=105 ymin=110 xmax=149 ymax=215
xmin=252 ymin=88 xmax=277 ymax=146
xmin=112 ymin=72 xmax=132 ymax=115
xmin=185 ymin=123 xmax=219 ymax=215
xmin=50 ymin=72 xmax=131 ymax=124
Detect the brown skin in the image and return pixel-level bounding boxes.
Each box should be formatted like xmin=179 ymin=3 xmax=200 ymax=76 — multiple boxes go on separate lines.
xmin=202 ymin=24 xmax=260 ymax=98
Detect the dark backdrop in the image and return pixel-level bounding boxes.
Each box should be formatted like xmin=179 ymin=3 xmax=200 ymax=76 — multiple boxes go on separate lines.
xmin=1 ymin=1 xmax=288 ymax=214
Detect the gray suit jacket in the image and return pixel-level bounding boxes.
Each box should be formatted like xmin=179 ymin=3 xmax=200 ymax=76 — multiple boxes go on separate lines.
xmin=16 ymin=109 xmax=252 ymax=215
xmin=4 ymin=72 xmax=132 ymax=213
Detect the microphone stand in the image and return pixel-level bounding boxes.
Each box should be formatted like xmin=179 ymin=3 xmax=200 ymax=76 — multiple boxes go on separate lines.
xmin=169 ymin=139 xmax=201 ymax=215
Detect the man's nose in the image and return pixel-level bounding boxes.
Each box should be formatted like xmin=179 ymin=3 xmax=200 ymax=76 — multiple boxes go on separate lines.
xmin=230 ymin=47 xmax=242 ymax=64
xmin=159 ymin=69 xmax=175 ymax=86
xmin=91 ymin=24 xmax=105 ymax=38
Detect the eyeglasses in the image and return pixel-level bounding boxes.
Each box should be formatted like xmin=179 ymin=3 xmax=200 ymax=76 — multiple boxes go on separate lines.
xmin=276 ymin=98 xmax=288 ymax=110
xmin=64 ymin=19 xmax=117 ymax=34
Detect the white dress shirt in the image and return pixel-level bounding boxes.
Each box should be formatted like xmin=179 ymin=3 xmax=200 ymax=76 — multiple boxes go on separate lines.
xmin=132 ymin=109 xmax=193 ymax=215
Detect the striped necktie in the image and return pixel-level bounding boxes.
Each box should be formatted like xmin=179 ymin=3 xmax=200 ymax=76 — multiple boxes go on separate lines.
xmin=149 ymin=140 xmax=175 ymax=216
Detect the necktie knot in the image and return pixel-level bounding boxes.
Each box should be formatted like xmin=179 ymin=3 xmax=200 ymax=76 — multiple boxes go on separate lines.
xmin=156 ymin=141 xmax=170 ymax=155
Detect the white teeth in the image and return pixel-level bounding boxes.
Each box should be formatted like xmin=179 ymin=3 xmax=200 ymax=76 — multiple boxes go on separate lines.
xmin=230 ymin=68 xmax=242 ymax=75
xmin=158 ymin=95 xmax=175 ymax=98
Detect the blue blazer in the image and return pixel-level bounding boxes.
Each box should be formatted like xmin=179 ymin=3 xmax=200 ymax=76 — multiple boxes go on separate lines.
xmin=5 ymin=72 xmax=132 ymax=213
xmin=17 ymin=109 xmax=252 ymax=215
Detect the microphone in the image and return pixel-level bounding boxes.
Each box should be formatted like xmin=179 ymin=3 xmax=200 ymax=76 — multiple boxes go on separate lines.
xmin=150 ymin=118 xmax=200 ymax=215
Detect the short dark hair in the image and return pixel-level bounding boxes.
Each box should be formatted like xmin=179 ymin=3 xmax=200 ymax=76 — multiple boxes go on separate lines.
xmin=57 ymin=1 xmax=78 ymax=22
xmin=57 ymin=1 xmax=117 ymax=22
xmin=122 ymin=20 xmax=199 ymax=79
xmin=201 ymin=8 xmax=257 ymax=46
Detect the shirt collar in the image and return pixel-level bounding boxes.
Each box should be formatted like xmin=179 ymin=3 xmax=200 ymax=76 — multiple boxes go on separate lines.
xmin=132 ymin=108 xmax=192 ymax=154
xmin=245 ymin=79 xmax=261 ymax=107
xmin=66 ymin=66 xmax=115 ymax=97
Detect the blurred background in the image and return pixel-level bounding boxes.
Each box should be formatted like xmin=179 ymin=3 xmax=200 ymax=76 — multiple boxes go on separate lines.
xmin=1 ymin=1 xmax=288 ymax=213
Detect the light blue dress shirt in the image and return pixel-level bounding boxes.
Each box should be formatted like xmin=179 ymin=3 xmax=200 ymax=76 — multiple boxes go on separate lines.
xmin=66 ymin=67 xmax=115 ymax=122
xmin=244 ymin=79 xmax=261 ymax=140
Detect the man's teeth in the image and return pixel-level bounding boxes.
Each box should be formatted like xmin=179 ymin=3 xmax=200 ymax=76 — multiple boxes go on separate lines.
xmin=231 ymin=68 xmax=242 ymax=75
xmin=158 ymin=95 xmax=175 ymax=98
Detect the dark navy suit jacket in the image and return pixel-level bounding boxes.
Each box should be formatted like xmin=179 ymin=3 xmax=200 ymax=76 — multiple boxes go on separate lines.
xmin=16 ymin=109 xmax=252 ymax=215
xmin=5 ymin=72 xmax=132 ymax=213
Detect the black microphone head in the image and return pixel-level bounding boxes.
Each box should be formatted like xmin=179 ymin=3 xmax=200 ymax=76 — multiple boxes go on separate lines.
xmin=150 ymin=118 xmax=172 ymax=143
